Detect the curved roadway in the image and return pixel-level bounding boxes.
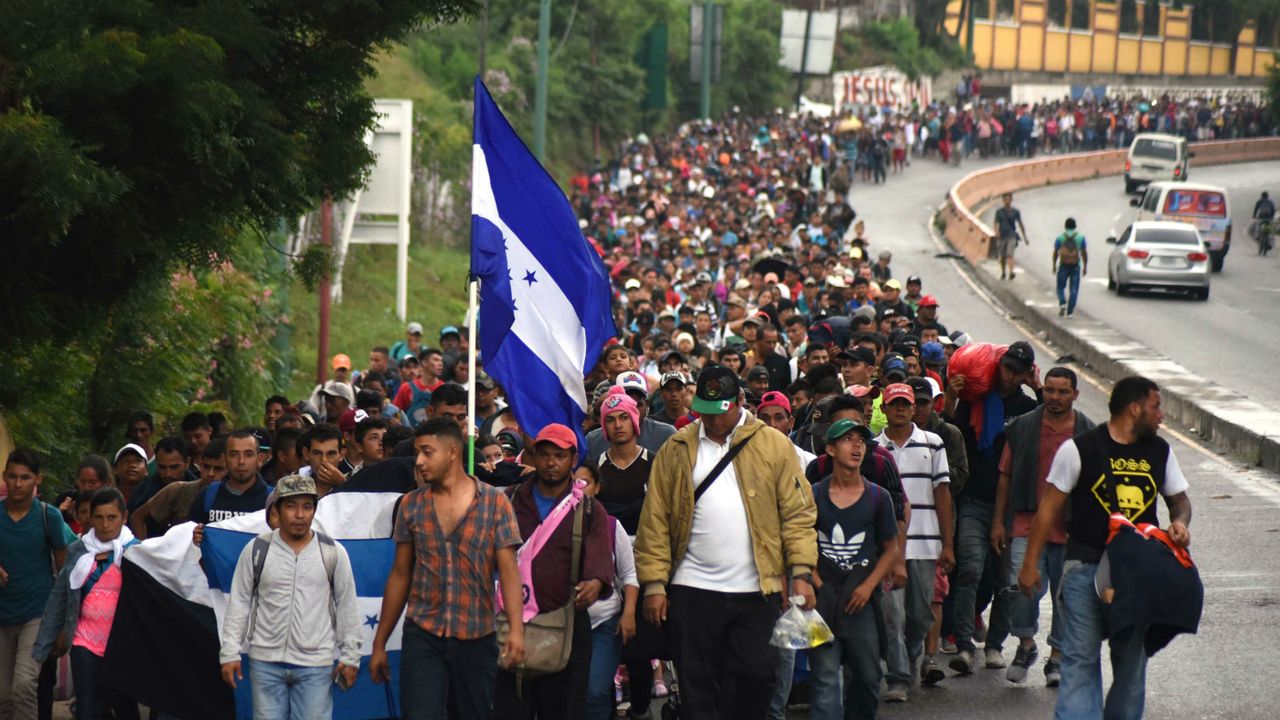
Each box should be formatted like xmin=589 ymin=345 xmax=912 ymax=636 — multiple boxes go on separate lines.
xmin=979 ymin=161 xmax=1280 ymax=409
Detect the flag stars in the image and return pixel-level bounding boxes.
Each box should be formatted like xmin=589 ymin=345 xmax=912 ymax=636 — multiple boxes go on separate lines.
xmin=364 ymin=614 xmax=379 ymax=630
xmin=523 ymin=270 xmax=538 ymax=286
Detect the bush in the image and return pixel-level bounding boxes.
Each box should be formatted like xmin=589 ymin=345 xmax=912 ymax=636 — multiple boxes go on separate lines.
xmin=1 ymin=231 xmax=289 ymax=486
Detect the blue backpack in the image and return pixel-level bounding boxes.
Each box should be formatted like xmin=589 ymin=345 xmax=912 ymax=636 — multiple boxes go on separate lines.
xmin=406 ymin=382 xmax=433 ymax=428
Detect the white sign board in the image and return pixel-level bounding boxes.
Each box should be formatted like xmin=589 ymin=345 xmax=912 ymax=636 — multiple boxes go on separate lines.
xmin=337 ymin=99 xmax=414 ymax=320
xmin=833 ymin=66 xmax=932 ymax=111
xmin=780 ymin=10 xmax=838 ymax=75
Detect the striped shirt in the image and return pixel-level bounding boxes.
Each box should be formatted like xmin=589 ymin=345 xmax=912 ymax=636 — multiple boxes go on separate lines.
xmin=876 ymin=425 xmax=950 ymax=560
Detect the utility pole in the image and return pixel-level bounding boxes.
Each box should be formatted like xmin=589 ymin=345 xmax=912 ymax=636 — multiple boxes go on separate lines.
xmin=966 ymin=0 xmax=976 ymax=61
xmin=700 ymin=1 xmax=713 ymax=120
xmin=794 ymin=9 xmax=813 ymax=112
xmin=478 ymin=0 xmax=489 ymax=77
xmin=316 ymin=198 xmax=333 ymax=385
xmin=534 ymin=0 xmax=551 ymax=160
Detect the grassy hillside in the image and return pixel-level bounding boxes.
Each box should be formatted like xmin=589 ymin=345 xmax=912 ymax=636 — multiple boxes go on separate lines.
xmin=287 ymin=45 xmax=471 ymax=397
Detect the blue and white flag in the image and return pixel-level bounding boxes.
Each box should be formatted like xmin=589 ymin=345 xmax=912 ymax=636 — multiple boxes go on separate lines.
xmin=103 ymin=493 xmax=405 ymax=720
xmin=470 ymin=77 xmax=615 ymax=447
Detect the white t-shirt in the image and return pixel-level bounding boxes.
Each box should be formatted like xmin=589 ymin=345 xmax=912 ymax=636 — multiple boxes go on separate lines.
xmin=876 ymin=425 xmax=950 ymax=560
xmin=1046 ymin=440 xmax=1189 ymax=496
xmin=672 ymin=413 xmax=760 ymax=592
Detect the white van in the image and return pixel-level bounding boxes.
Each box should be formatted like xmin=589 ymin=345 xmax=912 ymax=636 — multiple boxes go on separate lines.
xmin=1124 ymin=133 xmax=1191 ymax=194
xmin=1129 ymin=181 xmax=1232 ymax=272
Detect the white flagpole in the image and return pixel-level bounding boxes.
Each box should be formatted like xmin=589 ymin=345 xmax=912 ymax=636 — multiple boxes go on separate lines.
xmin=466 ymin=276 xmax=479 ymax=474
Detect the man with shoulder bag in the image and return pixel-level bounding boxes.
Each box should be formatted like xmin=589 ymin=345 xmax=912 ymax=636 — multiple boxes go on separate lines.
xmin=635 ymin=365 xmax=818 ymax=720
xmin=492 ymin=424 xmax=615 ymax=720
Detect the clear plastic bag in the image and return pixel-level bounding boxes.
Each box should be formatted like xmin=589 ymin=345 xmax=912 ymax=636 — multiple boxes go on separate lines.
xmin=770 ymin=596 xmax=835 ymax=649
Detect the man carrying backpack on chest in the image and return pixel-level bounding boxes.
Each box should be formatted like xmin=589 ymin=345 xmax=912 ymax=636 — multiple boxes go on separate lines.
xmin=219 ymin=474 xmax=362 ymax=720
xmin=1053 ymin=218 xmax=1088 ymax=319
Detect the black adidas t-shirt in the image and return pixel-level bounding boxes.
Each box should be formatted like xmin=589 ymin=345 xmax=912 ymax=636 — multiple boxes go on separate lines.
xmin=814 ymin=479 xmax=897 ymax=571
xmin=187 ymin=476 xmax=272 ymax=524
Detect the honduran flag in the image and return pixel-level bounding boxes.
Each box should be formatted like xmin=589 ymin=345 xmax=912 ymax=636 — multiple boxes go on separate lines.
xmin=101 ymin=492 xmax=405 ymax=720
xmin=470 ymin=77 xmax=616 ymax=450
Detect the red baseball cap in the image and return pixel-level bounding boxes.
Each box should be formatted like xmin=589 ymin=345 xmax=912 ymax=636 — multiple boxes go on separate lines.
xmin=757 ymin=391 xmax=791 ymax=415
xmin=918 ymin=294 xmax=940 ymax=308
xmin=882 ymin=383 xmax=916 ymax=405
xmin=534 ymin=423 xmax=579 ymax=452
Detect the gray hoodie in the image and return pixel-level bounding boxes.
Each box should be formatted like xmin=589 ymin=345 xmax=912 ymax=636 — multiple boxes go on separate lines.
xmin=219 ymin=531 xmax=362 ymax=668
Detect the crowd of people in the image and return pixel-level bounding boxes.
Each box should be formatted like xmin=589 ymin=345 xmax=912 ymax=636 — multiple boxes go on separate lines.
xmin=833 ymin=79 xmax=1275 ymax=174
xmin=0 ymin=106 xmax=1200 ymax=720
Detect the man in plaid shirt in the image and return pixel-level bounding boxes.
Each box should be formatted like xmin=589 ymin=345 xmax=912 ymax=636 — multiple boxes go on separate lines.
xmin=370 ymin=418 xmax=526 ymax=720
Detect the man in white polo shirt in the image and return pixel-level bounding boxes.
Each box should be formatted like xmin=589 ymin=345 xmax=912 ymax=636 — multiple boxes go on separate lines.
xmin=636 ymin=365 xmax=817 ymax=720
xmin=876 ymin=382 xmax=956 ymax=702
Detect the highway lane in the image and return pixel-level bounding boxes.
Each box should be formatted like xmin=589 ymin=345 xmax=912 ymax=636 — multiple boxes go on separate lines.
xmin=795 ymin=158 xmax=1280 ymax=719
xmin=979 ymin=161 xmax=1280 ymax=410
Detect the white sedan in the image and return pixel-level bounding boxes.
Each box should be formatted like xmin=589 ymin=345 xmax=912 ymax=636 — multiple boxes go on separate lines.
xmin=1106 ymin=221 xmax=1211 ymax=301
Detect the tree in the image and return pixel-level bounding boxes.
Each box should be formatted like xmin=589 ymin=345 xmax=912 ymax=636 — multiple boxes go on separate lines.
xmin=0 ymin=0 xmax=476 ymax=344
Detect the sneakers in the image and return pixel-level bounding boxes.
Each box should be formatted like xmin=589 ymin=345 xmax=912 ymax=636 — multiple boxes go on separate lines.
xmin=1007 ymin=644 xmax=1039 ymax=683
xmin=652 ymin=679 xmax=669 ymax=698
xmin=883 ymin=683 xmax=909 ymax=703
xmin=949 ymin=649 xmax=974 ymax=675
xmin=1067 ymin=311 xmax=1075 ymax=319
xmin=1059 ymin=304 xmax=1066 ymax=317
xmin=1045 ymin=658 xmax=1062 ymax=687
xmin=921 ymin=658 xmax=946 ymax=687
xmin=985 ymin=647 xmax=1007 ymax=669
xmin=940 ymin=635 xmax=959 ymax=654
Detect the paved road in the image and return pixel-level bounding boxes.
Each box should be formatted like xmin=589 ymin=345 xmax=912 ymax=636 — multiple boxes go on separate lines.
xmin=978 ymin=162 xmax=1280 ymax=409
xmin=794 ymin=157 xmax=1280 ymax=719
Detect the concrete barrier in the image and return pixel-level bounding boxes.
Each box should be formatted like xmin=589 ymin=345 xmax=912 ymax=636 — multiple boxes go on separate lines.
xmin=939 ymin=136 xmax=1280 ymax=472
xmin=942 ymin=138 xmax=1280 ymax=264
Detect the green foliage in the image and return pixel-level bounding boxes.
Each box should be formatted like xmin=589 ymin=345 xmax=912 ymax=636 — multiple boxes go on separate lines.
xmin=863 ymin=18 xmax=968 ymax=80
xmin=287 ymin=243 xmax=472 ymax=400
xmin=0 ymin=0 xmax=477 ymax=345
xmin=668 ymin=0 xmax=791 ymax=118
xmin=2 ymin=232 xmax=290 ymax=485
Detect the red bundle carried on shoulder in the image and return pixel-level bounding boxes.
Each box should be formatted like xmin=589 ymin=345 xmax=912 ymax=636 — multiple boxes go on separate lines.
xmin=945 ymin=342 xmax=1008 ymax=435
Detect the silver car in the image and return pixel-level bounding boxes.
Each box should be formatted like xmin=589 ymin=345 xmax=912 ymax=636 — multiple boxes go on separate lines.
xmin=1106 ymin=221 xmax=1210 ymax=300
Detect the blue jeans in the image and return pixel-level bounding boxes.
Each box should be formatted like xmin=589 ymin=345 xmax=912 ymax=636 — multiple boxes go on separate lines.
xmin=953 ymin=498 xmax=1012 ymax=653
xmin=884 ymin=559 xmax=935 ymax=686
xmin=809 ymin=604 xmax=881 ymax=720
xmin=1057 ymin=264 xmax=1081 ymax=313
xmin=586 ymin=615 xmax=622 ymax=720
xmin=767 ymin=648 xmax=796 ymax=720
xmin=1009 ymin=538 xmax=1065 ymax=649
xmin=400 ymin=624 xmax=498 ymax=720
xmin=249 ymin=660 xmax=333 ymax=720
xmin=1056 ymin=561 xmax=1149 ymax=720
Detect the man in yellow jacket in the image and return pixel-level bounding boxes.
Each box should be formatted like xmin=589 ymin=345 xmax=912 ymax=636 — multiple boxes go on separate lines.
xmin=635 ymin=365 xmax=818 ymax=720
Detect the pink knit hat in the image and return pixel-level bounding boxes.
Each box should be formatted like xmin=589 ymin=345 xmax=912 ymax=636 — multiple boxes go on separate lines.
xmin=600 ymin=387 xmax=641 ymax=440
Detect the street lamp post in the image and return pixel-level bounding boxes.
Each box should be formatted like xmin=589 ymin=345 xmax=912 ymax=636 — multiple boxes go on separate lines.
xmin=534 ymin=0 xmax=551 ymax=160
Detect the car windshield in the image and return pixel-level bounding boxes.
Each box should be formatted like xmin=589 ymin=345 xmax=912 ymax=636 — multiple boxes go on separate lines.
xmin=1133 ymin=138 xmax=1178 ymax=161
xmin=1162 ymin=190 xmax=1226 ymax=217
xmin=1135 ymin=228 xmax=1199 ymax=245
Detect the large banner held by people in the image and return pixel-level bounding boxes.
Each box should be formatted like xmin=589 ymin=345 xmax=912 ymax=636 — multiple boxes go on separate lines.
xmin=101 ymin=492 xmax=404 ymax=720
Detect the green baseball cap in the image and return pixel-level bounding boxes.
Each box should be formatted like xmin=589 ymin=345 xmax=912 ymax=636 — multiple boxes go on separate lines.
xmin=692 ymin=365 xmax=740 ymax=415
xmin=825 ymin=418 xmax=873 ymax=444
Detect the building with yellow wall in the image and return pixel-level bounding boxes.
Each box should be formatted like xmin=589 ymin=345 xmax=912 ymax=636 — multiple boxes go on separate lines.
xmin=945 ymin=1 xmax=1276 ymax=79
